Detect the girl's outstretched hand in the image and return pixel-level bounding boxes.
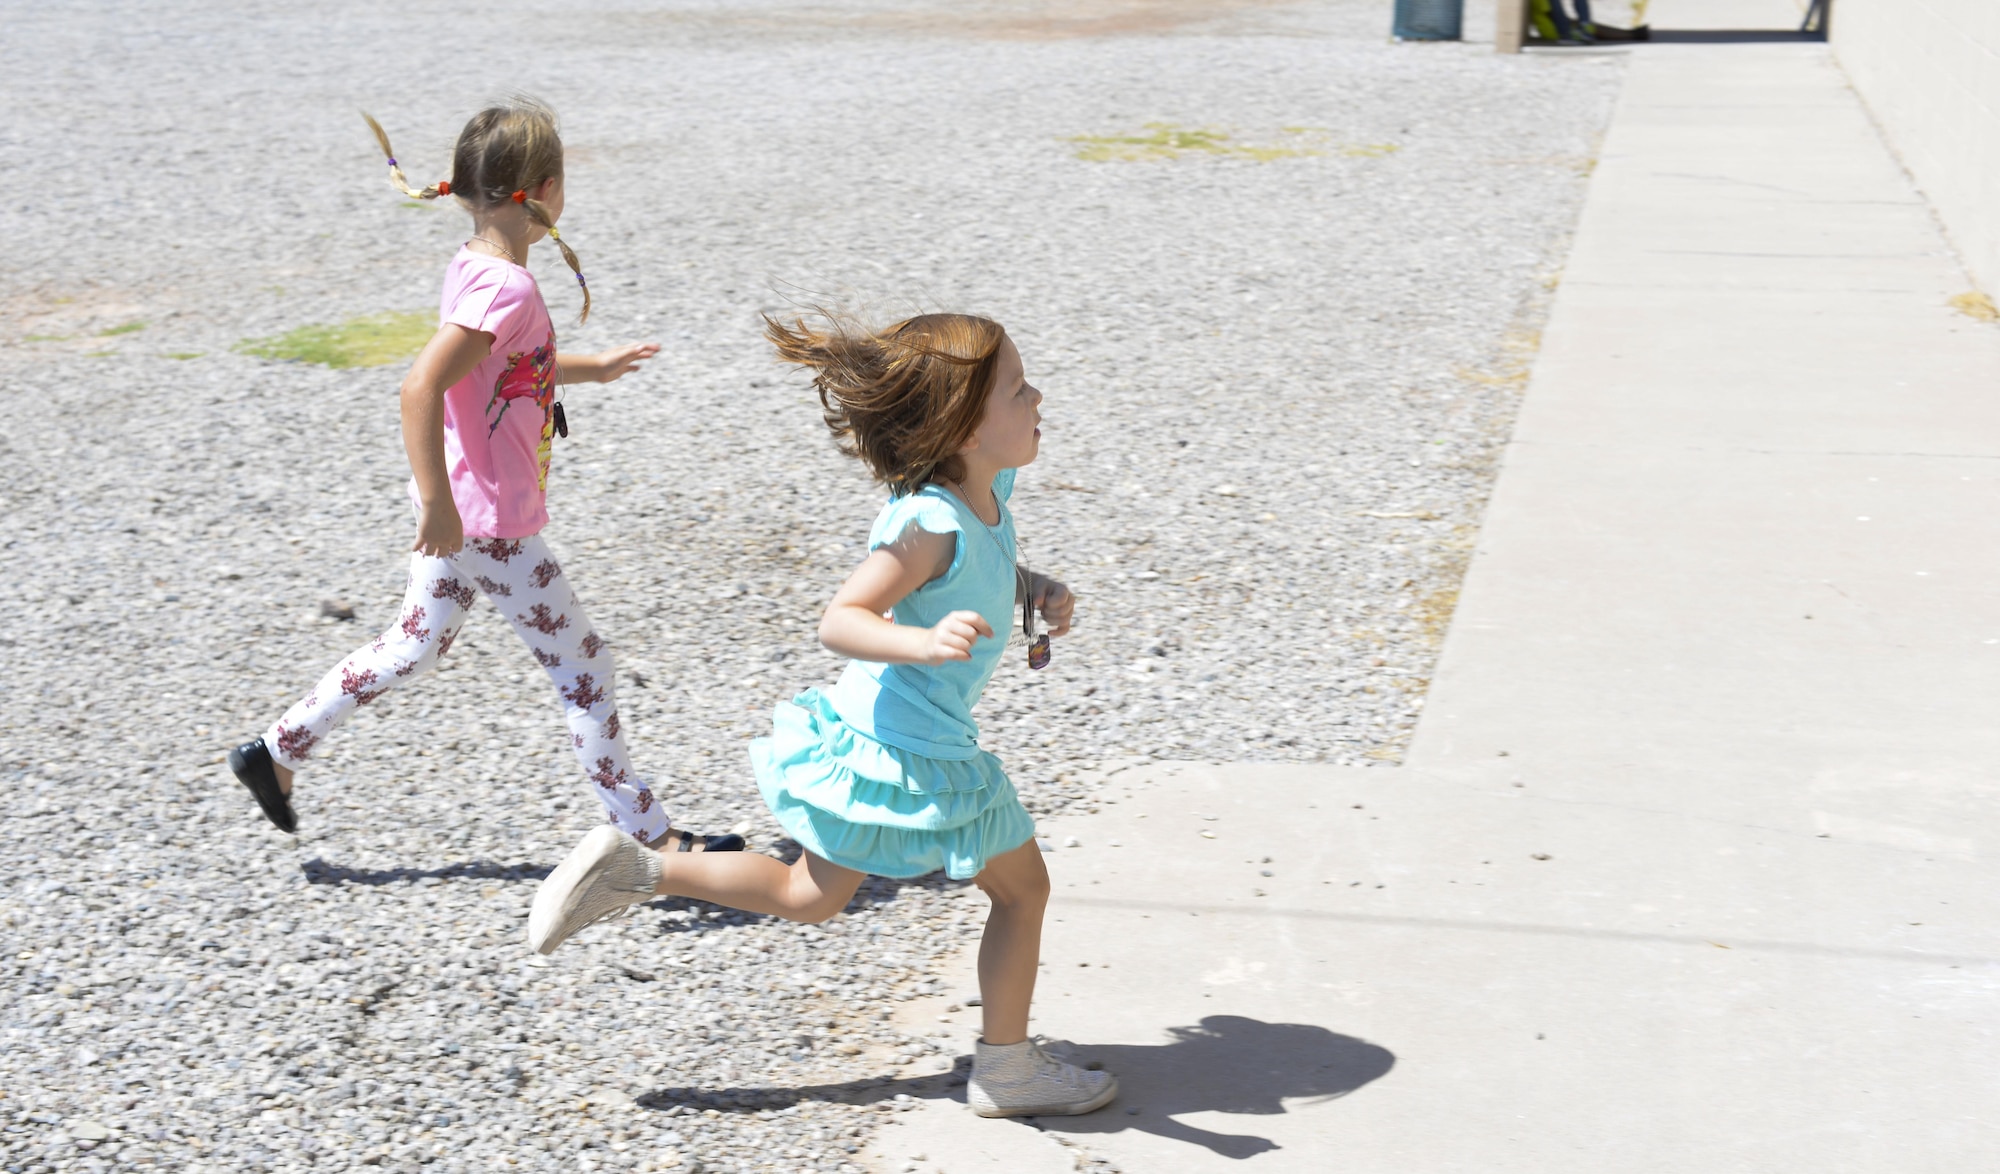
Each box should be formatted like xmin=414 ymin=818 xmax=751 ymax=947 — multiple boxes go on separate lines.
xmin=923 ymin=610 xmax=995 ymax=664
xmin=563 ymin=343 xmax=661 ymax=384
xmin=1033 ymin=577 xmax=1075 ymax=637
xmin=593 ymin=342 xmax=659 ymax=383
xmin=413 ymin=501 xmax=464 ymax=558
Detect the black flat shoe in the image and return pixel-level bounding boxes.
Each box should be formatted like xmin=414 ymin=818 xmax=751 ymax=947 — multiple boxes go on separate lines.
xmin=659 ymin=828 xmax=746 ymax=853
xmin=228 ymin=737 xmax=297 ymax=834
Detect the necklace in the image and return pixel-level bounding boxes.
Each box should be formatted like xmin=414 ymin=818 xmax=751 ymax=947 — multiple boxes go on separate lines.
xmin=464 ymin=233 xmax=570 ymax=440
xmin=466 ymin=235 xmax=521 ymax=264
xmin=940 ymin=479 xmax=1050 ymax=670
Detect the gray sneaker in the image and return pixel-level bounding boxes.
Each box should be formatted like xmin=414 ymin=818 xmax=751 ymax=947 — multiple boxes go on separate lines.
xmin=967 ymin=1039 xmax=1118 ymax=1118
xmin=528 ymin=826 xmax=661 ymax=955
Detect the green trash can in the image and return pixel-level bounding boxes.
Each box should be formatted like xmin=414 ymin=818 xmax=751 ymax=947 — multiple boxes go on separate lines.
xmin=1393 ymin=0 xmax=1464 ymax=40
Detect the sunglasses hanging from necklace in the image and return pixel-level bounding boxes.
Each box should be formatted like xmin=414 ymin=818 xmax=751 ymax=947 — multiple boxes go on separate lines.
xmin=949 ymin=477 xmax=1050 ymax=670
xmin=551 ymin=360 xmax=570 ymax=439
xmin=477 ymin=236 xmax=574 ymax=441
xmin=1024 ymin=576 xmax=1056 ymax=672
xmin=1017 ymin=564 xmax=1052 ymax=671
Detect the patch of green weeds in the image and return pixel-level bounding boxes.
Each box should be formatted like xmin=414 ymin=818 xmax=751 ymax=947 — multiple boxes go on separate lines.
xmin=401 ymin=201 xmax=429 ymax=210
xmin=1070 ymin=123 xmax=1400 ymax=164
xmin=235 ymin=311 xmax=435 ymax=368
xmin=165 ymin=352 xmax=205 ymax=361
xmin=98 ymin=321 xmax=146 ymax=337
xmin=22 ymin=333 xmax=70 ymax=343
xmin=1071 ymin=123 xmax=1240 ymax=162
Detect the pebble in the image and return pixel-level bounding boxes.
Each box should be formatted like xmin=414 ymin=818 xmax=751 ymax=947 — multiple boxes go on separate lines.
xmin=0 ymin=1 xmax=1618 ymax=1170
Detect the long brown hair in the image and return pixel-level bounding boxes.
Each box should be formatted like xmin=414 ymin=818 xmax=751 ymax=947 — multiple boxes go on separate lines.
xmin=766 ymin=311 xmax=1006 ymax=495
xmin=362 ymin=98 xmax=591 ymax=321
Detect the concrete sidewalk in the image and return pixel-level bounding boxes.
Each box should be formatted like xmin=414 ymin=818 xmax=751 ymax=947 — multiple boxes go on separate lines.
xmin=864 ymin=20 xmax=2000 ymax=1174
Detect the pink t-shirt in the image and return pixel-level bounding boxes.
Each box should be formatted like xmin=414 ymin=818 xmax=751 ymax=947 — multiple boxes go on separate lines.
xmin=410 ymin=248 xmax=558 ymax=538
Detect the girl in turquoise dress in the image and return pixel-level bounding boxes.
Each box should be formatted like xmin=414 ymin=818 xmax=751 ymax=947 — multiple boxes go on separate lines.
xmin=529 ymin=312 xmax=1117 ymax=1119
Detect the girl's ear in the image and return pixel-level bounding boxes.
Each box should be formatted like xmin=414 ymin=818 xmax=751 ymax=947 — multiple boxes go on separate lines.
xmin=534 ymin=175 xmax=560 ymax=200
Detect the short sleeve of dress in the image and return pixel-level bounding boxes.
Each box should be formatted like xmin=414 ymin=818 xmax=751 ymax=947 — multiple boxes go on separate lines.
xmin=443 ymin=266 xmax=530 ymax=343
xmin=869 ymin=490 xmax=966 ymax=584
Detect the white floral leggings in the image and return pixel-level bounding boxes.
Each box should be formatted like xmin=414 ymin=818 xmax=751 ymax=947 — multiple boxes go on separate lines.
xmin=263 ymin=534 xmax=668 ymax=843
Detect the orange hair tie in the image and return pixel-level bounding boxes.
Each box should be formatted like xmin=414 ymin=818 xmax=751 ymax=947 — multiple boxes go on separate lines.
xmin=435 ymin=180 xmax=451 ymax=196
xmin=511 ymin=190 xmax=526 ymax=204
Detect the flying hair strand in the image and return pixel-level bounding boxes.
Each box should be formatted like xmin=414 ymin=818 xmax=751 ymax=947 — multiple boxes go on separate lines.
xmin=766 ymin=310 xmax=1004 ymax=494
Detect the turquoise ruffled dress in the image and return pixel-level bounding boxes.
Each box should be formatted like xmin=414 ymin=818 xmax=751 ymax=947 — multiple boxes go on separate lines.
xmin=752 ymin=469 xmax=1035 ymax=880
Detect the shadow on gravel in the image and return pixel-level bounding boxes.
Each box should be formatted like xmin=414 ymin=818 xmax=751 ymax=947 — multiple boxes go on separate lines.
xmin=300 ymin=857 xmax=552 ymax=885
xmin=301 ymin=848 xmax=960 ymax=909
xmin=631 ymin=868 xmax=981 ymax=934
xmin=636 ymin=1015 xmax=1393 ymax=1160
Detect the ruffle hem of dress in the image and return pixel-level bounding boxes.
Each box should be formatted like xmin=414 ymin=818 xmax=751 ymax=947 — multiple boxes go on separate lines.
xmin=751 ymin=688 xmax=1036 ymax=880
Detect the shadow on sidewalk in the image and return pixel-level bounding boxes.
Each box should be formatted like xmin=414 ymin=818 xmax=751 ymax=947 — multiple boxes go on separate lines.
xmin=1647 ymin=30 xmax=1826 ymax=43
xmin=635 ymin=1015 xmax=1394 ymax=1160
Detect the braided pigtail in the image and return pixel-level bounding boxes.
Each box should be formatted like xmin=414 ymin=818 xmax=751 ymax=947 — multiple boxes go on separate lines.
xmin=522 ymin=197 xmax=590 ymax=323
xmin=361 ymin=113 xmax=453 ymax=200
xmin=374 ymin=99 xmax=587 ymax=320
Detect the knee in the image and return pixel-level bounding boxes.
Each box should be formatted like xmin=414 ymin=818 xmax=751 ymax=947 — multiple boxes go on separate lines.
xmin=795 ymin=903 xmax=840 ymax=926
xmin=395 ymin=633 xmax=451 ymax=676
xmin=981 ymin=868 xmax=1050 ymax=913
xmin=383 ymin=616 xmax=455 ymax=663
xmin=783 ymin=895 xmax=846 ymax=925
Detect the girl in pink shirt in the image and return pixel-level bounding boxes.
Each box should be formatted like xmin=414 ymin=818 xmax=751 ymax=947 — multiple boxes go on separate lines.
xmin=228 ymin=99 xmax=743 ymax=856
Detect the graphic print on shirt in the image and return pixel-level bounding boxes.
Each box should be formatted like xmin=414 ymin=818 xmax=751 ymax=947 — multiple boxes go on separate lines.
xmin=484 ymin=334 xmax=559 ymax=489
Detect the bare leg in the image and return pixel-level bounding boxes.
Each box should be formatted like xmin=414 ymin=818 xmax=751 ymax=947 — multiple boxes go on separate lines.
xmin=655 ymin=848 xmax=864 ymax=925
xmin=274 ymin=761 xmax=293 ymax=795
xmin=642 ymin=827 xmax=735 ymax=853
xmin=971 ymin=839 xmax=1050 ymax=1046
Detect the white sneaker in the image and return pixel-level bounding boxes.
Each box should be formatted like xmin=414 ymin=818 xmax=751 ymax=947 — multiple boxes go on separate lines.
xmin=967 ymin=1039 xmax=1118 ymax=1118
xmin=528 ymin=826 xmax=661 ymax=955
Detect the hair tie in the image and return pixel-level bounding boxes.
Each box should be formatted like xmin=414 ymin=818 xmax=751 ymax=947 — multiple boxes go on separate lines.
xmin=384 ymin=156 xmax=398 ymax=167
xmin=435 ymin=180 xmax=451 ymax=196
xmin=511 ymin=190 xmax=527 ymax=204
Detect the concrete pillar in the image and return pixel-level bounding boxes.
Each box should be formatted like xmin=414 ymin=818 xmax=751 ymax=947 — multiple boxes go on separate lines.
xmin=1496 ymin=0 xmax=1527 ymax=52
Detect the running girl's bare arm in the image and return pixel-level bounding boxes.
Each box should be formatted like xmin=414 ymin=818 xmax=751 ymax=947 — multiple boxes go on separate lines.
xmin=819 ymin=527 xmax=994 ymax=665
xmin=400 ymin=323 xmax=493 ymax=557
xmin=556 ymin=342 xmax=660 ymax=384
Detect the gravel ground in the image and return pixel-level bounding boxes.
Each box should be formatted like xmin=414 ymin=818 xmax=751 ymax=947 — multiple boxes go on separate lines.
xmin=0 ymin=1 xmax=1622 ymax=1170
